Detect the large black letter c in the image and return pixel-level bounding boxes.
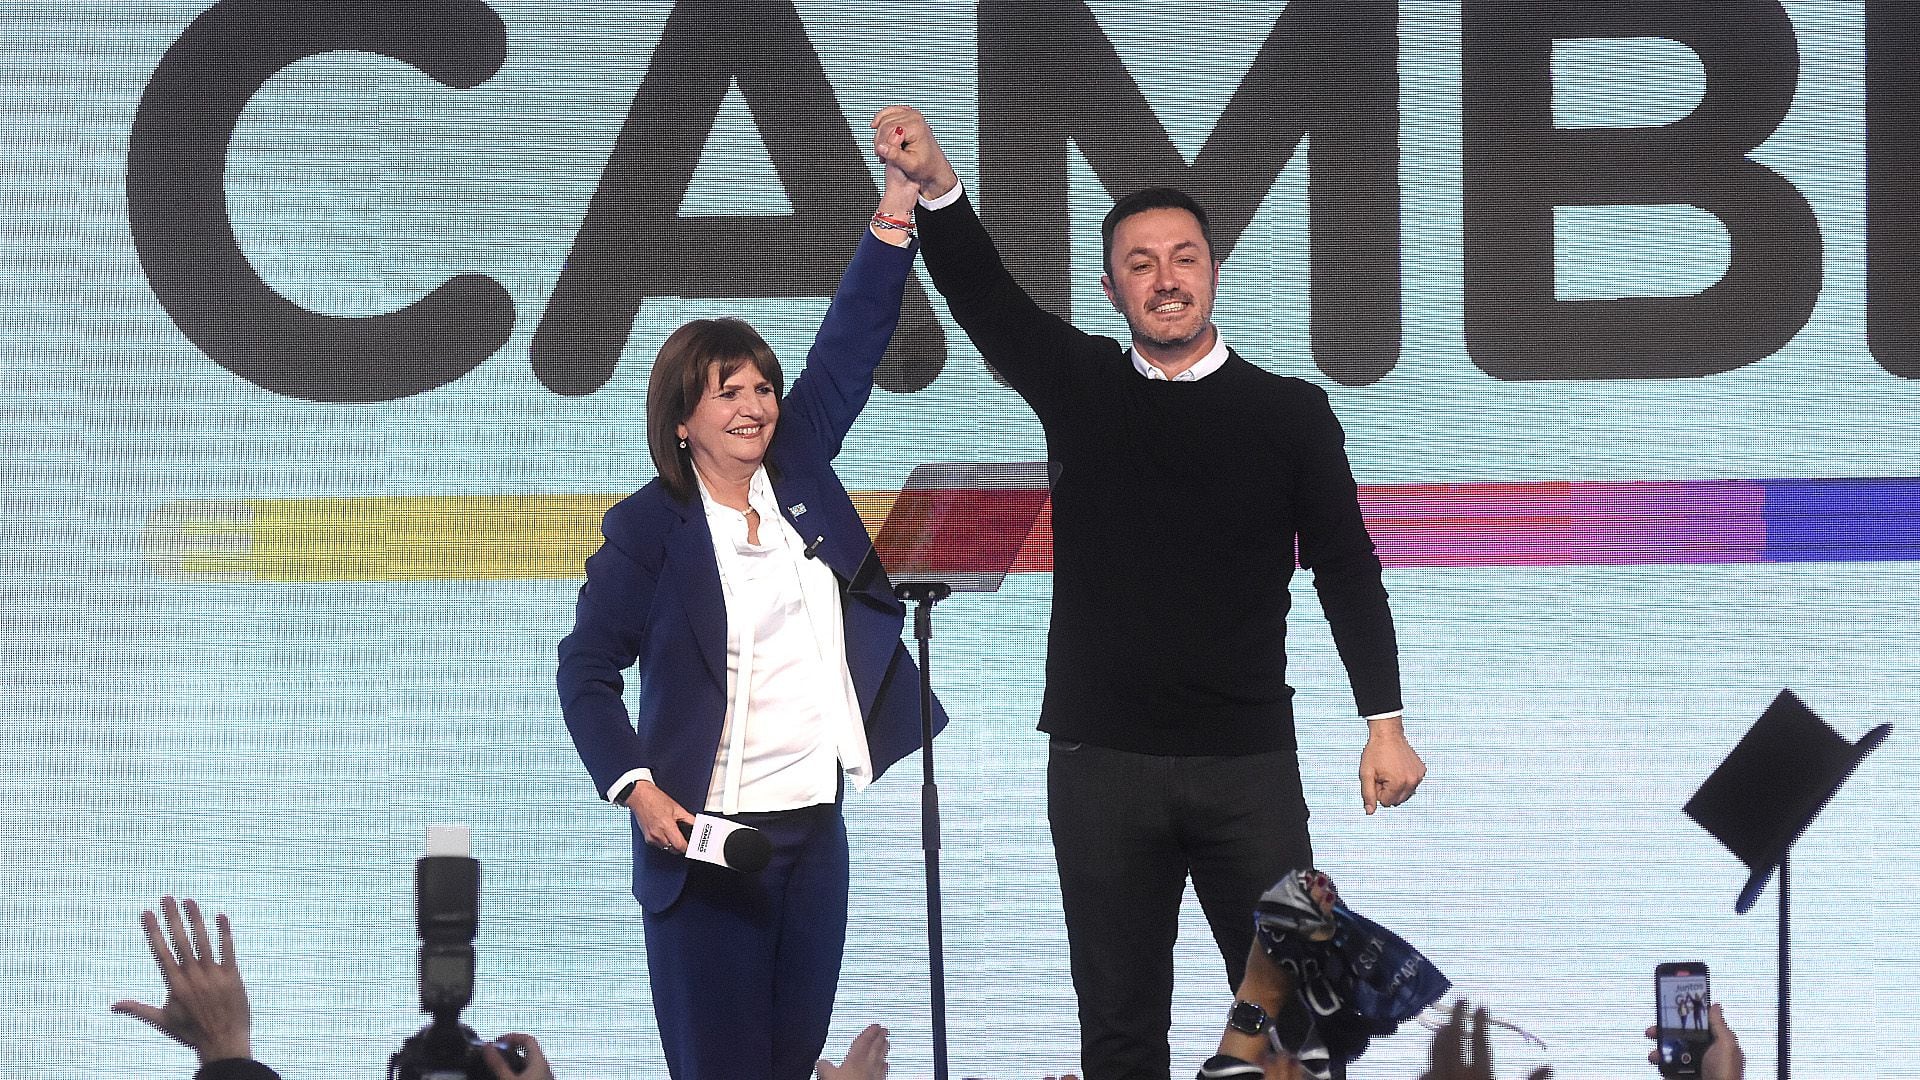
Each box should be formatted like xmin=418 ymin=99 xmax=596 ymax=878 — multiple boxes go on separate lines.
xmin=128 ymin=0 xmax=513 ymax=403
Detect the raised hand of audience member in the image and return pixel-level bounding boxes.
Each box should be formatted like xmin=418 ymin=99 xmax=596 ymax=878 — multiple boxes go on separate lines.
xmin=112 ymin=896 xmax=253 ymax=1065
xmin=1219 ymin=928 xmax=1296 ymax=1068
xmin=819 ymin=1023 xmax=890 ymax=1080
xmin=1420 ymin=1000 xmax=1551 ymax=1080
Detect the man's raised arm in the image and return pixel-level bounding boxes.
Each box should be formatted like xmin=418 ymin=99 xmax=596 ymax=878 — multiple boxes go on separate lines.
xmin=870 ymin=106 xmax=1087 ymax=410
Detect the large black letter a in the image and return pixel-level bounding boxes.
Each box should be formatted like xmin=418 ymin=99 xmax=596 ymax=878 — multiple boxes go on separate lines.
xmin=533 ymin=0 xmax=945 ymax=396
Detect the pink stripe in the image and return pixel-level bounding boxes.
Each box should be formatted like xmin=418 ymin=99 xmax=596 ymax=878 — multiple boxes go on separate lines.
xmin=1568 ymin=480 xmax=1768 ymax=565
xmin=1359 ymin=480 xmax=1769 ymax=568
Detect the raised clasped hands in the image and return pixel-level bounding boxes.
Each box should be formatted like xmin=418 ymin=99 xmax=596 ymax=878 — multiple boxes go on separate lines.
xmin=870 ymin=106 xmax=959 ymax=200
xmin=873 ymin=159 xmax=921 ymax=246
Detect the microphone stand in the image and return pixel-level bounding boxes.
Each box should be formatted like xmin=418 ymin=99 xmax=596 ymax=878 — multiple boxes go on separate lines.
xmin=895 ymin=580 xmax=951 ymax=1080
xmin=866 ymin=459 xmax=1051 ymax=1079
xmin=1779 ymin=853 xmax=1789 ymax=1080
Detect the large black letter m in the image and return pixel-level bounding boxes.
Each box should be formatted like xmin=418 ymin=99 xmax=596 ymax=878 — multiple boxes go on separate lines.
xmin=979 ymin=0 xmax=1401 ymax=385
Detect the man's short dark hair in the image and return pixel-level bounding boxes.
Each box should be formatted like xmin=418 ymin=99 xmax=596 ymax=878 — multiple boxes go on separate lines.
xmin=1101 ymin=187 xmax=1215 ymax=276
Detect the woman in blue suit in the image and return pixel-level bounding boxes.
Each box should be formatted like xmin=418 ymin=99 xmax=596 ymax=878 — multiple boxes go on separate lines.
xmin=557 ymin=162 xmax=943 ymax=1080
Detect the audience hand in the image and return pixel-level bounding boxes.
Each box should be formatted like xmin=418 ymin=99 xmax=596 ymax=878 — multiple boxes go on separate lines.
xmin=1216 ymin=930 xmax=1296 ymax=1068
xmin=1421 ymin=1000 xmax=1551 ymax=1080
xmin=112 ymin=896 xmax=253 ymax=1064
xmin=1645 ymin=1003 xmax=1744 ymax=1080
xmin=819 ymin=1023 xmax=890 ymax=1080
xmin=481 ymin=1032 xmax=554 ymax=1080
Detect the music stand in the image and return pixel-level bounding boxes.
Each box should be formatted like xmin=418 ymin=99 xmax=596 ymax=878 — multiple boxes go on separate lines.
xmin=871 ymin=462 xmax=1051 ymax=1080
xmin=1684 ymin=689 xmax=1891 ymax=1080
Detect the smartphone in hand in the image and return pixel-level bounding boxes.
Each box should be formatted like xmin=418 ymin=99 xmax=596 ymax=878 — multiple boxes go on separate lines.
xmin=1655 ymin=962 xmax=1713 ymax=1077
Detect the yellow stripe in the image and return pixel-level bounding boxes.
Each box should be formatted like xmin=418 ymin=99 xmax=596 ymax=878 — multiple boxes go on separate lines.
xmin=143 ymin=493 xmax=902 ymax=582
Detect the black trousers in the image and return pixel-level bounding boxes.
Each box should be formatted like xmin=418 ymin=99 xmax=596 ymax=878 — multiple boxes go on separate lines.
xmin=1048 ymin=738 xmax=1314 ymax=1080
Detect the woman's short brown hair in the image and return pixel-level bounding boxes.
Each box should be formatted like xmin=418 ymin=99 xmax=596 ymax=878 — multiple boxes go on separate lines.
xmin=646 ymin=318 xmax=785 ymax=503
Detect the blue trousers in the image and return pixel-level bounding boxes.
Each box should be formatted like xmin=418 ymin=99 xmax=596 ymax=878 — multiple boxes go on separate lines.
xmin=642 ymin=801 xmax=849 ymax=1080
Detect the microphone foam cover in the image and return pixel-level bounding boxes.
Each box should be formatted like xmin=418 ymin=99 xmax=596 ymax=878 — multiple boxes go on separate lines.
xmin=723 ymin=827 xmax=772 ymax=873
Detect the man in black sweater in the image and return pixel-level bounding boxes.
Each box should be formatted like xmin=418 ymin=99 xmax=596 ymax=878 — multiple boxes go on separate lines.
xmin=873 ymin=107 xmax=1427 ymax=1080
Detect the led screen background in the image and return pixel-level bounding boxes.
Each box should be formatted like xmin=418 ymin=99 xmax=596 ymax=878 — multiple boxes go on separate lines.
xmin=3 ymin=2 xmax=1917 ymax=1077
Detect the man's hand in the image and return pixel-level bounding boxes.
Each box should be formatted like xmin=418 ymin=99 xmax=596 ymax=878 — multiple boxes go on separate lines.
xmin=626 ymin=779 xmax=695 ymax=855
xmin=481 ymin=1032 xmax=555 ymax=1080
xmin=1421 ymin=1000 xmax=1552 ymax=1080
xmin=818 ymin=1023 xmax=889 ymax=1080
xmin=112 ymin=896 xmax=253 ymax=1064
xmin=871 ymin=107 xmax=959 ymax=200
xmin=1645 ymin=1003 xmax=1745 ymax=1080
xmin=1359 ymin=714 xmax=1426 ymax=814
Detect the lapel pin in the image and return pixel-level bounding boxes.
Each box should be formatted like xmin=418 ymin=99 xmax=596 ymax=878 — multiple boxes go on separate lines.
xmin=789 ymin=503 xmax=807 ymax=517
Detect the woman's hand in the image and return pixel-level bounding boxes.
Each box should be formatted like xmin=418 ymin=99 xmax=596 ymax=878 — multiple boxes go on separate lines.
xmin=880 ymin=161 xmax=919 ymax=214
xmin=625 ymin=780 xmax=696 ymax=855
xmin=870 ymin=161 xmax=920 ymax=246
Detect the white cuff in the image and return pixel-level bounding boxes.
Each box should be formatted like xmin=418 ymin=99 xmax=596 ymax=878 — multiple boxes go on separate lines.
xmin=918 ymin=179 xmax=965 ymax=211
xmin=607 ymin=767 xmax=653 ymax=805
xmin=1363 ymin=710 xmax=1404 ymax=722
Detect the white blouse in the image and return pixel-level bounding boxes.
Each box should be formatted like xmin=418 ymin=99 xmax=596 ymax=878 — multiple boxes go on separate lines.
xmin=694 ymin=466 xmax=873 ymax=813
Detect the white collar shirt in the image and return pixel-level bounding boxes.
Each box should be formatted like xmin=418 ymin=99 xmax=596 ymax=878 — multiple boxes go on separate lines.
xmin=1131 ymin=330 xmax=1228 ymax=381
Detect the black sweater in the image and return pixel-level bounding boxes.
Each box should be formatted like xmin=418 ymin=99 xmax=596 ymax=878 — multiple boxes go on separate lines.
xmin=919 ymin=192 xmax=1401 ymax=756
xmin=196 ymin=1060 xmax=280 ymax=1080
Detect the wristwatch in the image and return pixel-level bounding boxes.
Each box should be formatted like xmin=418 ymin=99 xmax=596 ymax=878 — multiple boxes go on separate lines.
xmin=1225 ymin=999 xmax=1273 ymax=1036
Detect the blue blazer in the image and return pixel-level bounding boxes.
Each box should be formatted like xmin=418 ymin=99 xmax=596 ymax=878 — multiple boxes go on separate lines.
xmin=558 ymin=233 xmax=947 ymax=913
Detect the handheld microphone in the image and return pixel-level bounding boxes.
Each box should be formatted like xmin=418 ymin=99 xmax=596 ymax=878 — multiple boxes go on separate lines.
xmin=677 ymin=814 xmax=772 ymax=873
xmin=803 ymin=535 xmax=825 ymax=559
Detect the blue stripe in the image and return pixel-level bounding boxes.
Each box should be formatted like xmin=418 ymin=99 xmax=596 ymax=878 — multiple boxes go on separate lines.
xmin=1764 ymin=478 xmax=1920 ymax=562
